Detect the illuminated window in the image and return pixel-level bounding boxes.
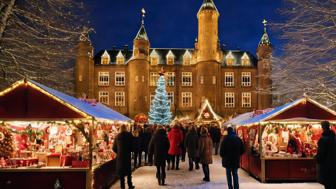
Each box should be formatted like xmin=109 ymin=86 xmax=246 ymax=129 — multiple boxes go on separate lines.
xmin=150 ymin=49 xmax=159 ymax=65
xmin=98 ymin=91 xmax=109 ymax=105
xmin=116 ymin=51 xmax=125 ymax=64
xmin=242 ymin=92 xmax=251 ymax=108
xmin=115 ymin=91 xmax=125 ymax=106
xmin=241 ymin=53 xmax=250 ymax=66
xmin=115 ymin=72 xmax=125 ymax=86
xmin=150 ymin=72 xmax=160 ymax=86
xmin=151 ymin=57 xmax=158 ymax=65
xmin=225 ymin=72 xmax=234 ymax=87
xmin=241 ymin=72 xmax=251 ymax=86
xmin=226 ymin=51 xmax=235 ymax=66
xmin=98 ymin=72 xmax=109 ymax=86
xmin=167 ymin=72 xmax=175 ymax=86
xmin=101 ymin=50 xmax=110 ymax=64
xmin=167 ymin=92 xmax=174 ymax=107
xmin=225 ymin=92 xmax=235 ymax=108
xmin=212 ymin=76 xmax=216 ymax=85
xmin=183 ymin=50 xmax=192 ymax=65
xmin=166 ymin=50 xmax=175 ymax=65
xmin=182 ymin=92 xmax=192 ymax=107
xmin=182 ymin=72 xmax=192 ymax=86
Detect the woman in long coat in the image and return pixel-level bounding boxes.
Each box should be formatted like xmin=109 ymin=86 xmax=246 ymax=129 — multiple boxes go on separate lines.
xmin=168 ymin=125 xmax=184 ymax=170
xmin=112 ymin=125 xmax=135 ymax=189
xmin=149 ymin=126 xmax=170 ymax=185
xmin=198 ymin=127 xmax=213 ymax=182
xmin=185 ymin=126 xmax=199 ymax=170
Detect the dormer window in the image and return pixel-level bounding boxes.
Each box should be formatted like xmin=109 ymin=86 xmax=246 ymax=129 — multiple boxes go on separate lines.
xmin=241 ymin=52 xmax=250 ymax=66
xmin=116 ymin=51 xmax=125 ymax=64
xmin=150 ymin=49 xmax=159 ymax=65
xmin=183 ymin=50 xmax=192 ymax=65
xmin=225 ymin=51 xmax=235 ymax=66
xmin=101 ymin=50 xmax=110 ymax=64
xmin=166 ymin=50 xmax=175 ymax=65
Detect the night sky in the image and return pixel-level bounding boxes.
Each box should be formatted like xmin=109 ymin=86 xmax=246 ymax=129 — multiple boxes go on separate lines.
xmin=87 ymin=0 xmax=284 ymax=55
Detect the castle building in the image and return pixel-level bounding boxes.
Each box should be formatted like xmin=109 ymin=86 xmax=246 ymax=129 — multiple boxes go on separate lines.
xmin=75 ymin=0 xmax=273 ymax=119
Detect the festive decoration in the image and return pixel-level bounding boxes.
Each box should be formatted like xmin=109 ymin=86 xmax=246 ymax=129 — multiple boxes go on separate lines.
xmin=134 ymin=113 xmax=148 ymax=123
xmin=0 ymin=126 xmax=14 ymax=158
xmin=148 ymin=75 xmax=172 ymax=125
xmin=196 ymin=99 xmax=222 ymax=121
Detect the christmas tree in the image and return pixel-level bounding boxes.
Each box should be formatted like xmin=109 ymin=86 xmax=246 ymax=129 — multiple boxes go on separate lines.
xmin=148 ymin=74 xmax=172 ymax=125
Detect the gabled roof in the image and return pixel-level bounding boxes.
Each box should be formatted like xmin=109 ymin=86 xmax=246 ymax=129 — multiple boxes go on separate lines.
xmin=134 ymin=23 xmax=149 ymax=41
xmin=0 ymin=79 xmax=131 ymax=122
xmin=259 ymin=31 xmax=271 ymax=47
xmin=240 ymin=97 xmax=336 ymax=125
xmin=196 ymin=99 xmax=222 ymax=121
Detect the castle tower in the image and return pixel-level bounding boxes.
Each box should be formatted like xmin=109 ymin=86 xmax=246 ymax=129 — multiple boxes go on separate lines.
xmin=257 ymin=19 xmax=273 ymax=109
xmin=75 ymin=29 xmax=94 ymax=99
xmin=128 ymin=8 xmax=150 ymax=118
xmin=195 ymin=0 xmax=220 ymax=62
xmin=195 ymin=0 xmax=221 ymax=113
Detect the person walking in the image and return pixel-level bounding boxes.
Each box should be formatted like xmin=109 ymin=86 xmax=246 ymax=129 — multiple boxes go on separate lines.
xmin=142 ymin=125 xmax=153 ymax=165
xmin=148 ymin=126 xmax=170 ymax=185
xmin=112 ymin=125 xmax=135 ymax=189
xmin=185 ymin=126 xmax=199 ymax=171
xmin=168 ymin=124 xmax=183 ymax=170
xmin=220 ymin=127 xmax=245 ymax=189
xmin=132 ymin=129 xmax=142 ymax=168
xmin=316 ymin=121 xmax=336 ymax=189
xmin=198 ymin=127 xmax=213 ymax=182
xmin=210 ymin=123 xmax=221 ymax=155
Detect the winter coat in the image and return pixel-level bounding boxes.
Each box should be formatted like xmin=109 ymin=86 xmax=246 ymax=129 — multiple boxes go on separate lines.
xmin=210 ymin=126 xmax=221 ymax=143
xmin=112 ymin=131 xmax=133 ymax=175
xmin=220 ymin=131 xmax=245 ymax=168
xmin=168 ymin=128 xmax=184 ymax=155
xmin=184 ymin=129 xmax=199 ymax=159
xmin=148 ymin=128 xmax=170 ymax=166
xmin=132 ymin=135 xmax=142 ymax=153
xmin=142 ymin=127 xmax=153 ymax=153
xmin=198 ymin=134 xmax=213 ymax=164
xmin=316 ymin=129 xmax=336 ymax=185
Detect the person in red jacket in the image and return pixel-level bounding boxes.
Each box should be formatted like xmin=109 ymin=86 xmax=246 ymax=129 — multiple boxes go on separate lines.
xmin=168 ymin=124 xmax=184 ymax=170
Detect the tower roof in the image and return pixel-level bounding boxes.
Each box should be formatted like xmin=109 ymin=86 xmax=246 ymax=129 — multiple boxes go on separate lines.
xmin=197 ymin=0 xmax=219 ymax=15
xmin=134 ymin=8 xmax=149 ymax=41
xmin=258 ymin=19 xmax=271 ymax=46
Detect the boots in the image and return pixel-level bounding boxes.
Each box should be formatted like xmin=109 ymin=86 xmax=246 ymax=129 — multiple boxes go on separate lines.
xmin=161 ymin=178 xmax=165 ymax=185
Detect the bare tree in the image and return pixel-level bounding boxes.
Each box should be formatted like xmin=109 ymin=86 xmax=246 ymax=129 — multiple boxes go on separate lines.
xmin=272 ymin=0 xmax=336 ymax=107
xmin=0 ymin=0 xmax=87 ymax=94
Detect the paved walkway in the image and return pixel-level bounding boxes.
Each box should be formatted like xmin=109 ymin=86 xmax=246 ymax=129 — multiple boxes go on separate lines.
xmin=111 ymin=155 xmax=323 ymax=189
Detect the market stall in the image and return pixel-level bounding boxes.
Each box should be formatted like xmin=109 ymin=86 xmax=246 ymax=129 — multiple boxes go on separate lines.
xmin=0 ymin=79 xmax=131 ymax=189
xmin=195 ymin=99 xmax=222 ymax=124
xmin=236 ymin=96 xmax=336 ymax=182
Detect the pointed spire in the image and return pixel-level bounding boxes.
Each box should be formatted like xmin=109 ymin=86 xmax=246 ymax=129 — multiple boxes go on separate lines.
xmin=198 ymin=0 xmax=218 ymax=15
xmin=258 ymin=19 xmax=271 ymax=46
xmin=134 ymin=8 xmax=149 ymax=41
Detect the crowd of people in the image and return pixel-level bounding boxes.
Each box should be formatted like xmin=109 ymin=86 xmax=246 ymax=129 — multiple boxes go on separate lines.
xmin=112 ymin=121 xmax=245 ymax=189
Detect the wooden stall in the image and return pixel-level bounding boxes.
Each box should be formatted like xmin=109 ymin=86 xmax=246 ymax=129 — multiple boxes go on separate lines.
xmin=0 ymin=79 xmax=131 ymax=189
xmin=236 ymin=97 xmax=336 ymax=182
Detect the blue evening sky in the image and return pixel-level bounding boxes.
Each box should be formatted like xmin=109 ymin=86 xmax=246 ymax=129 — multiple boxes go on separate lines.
xmin=87 ymin=0 xmax=284 ymax=55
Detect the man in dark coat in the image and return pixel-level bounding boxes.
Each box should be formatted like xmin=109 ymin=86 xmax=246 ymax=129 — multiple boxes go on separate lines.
xmin=185 ymin=126 xmax=199 ymax=170
xmin=112 ymin=125 xmax=135 ymax=189
xmin=220 ymin=127 xmax=244 ymax=189
xmin=142 ymin=126 xmax=153 ymax=165
xmin=316 ymin=121 xmax=336 ymax=189
xmin=148 ymin=126 xmax=170 ymax=185
xmin=210 ymin=123 xmax=221 ymax=155
xmin=132 ymin=129 xmax=142 ymax=168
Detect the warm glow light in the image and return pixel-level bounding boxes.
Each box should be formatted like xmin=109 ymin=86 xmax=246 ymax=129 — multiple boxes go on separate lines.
xmin=50 ymin=126 xmax=58 ymax=135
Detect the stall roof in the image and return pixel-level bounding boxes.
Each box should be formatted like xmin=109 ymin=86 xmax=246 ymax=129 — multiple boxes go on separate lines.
xmin=240 ymin=97 xmax=336 ymax=125
xmin=224 ymin=111 xmax=254 ymax=126
xmin=196 ymin=99 xmax=222 ymax=121
xmin=0 ymin=79 xmax=131 ymax=122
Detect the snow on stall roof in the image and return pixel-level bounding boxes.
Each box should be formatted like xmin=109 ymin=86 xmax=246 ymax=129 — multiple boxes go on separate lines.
xmin=29 ymin=80 xmax=131 ymax=122
xmin=224 ymin=111 xmax=254 ymax=126
xmin=240 ymin=99 xmax=302 ymax=125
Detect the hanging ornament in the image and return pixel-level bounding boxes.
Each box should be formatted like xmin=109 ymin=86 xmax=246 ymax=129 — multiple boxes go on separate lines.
xmin=204 ymin=112 xmax=210 ymax=119
xmin=65 ymin=127 xmax=72 ymax=136
xmin=50 ymin=126 xmax=58 ymax=136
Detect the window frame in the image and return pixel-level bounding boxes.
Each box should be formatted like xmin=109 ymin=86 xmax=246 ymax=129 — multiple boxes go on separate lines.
xmin=181 ymin=92 xmax=192 ymax=107
xmin=115 ymin=91 xmax=125 ymax=107
xmin=98 ymin=91 xmax=109 ymax=105
xmin=242 ymin=92 xmax=252 ymax=108
xmin=98 ymin=72 xmax=109 ymax=86
xmin=182 ymin=72 xmax=192 ymax=86
xmin=150 ymin=72 xmax=160 ymax=86
xmin=115 ymin=72 xmax=126 ymax=86
xmin=166 ymin=72 xmax=175 ymax=87
xmin=224 ymin=92 xmax=235 ymax=108
xmin=241 ymin=72 xmax=251 ymax=87
xmin=224 ymin=72 xmax=234 ymax=87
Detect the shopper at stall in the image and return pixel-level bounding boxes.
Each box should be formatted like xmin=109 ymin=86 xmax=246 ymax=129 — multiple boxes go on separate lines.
xmin=209 ymin=123 xmax=221 ymax=155
xmin=316 ymin=121 xmax=336 ymax=189
xmin=220 ymin=127 xmax=245 ymax=189
xmin=168 ymin=124 xmax=183 ymax=170
xmin=198 ymin=127 xmax=213 ymax=182
xmin=148 ymin=126 xmax=170 ymax=185
xmin=184 ymin=126 xmax=199 ymax=171
xmin=112 ymin=125 xmax=135 ymax=189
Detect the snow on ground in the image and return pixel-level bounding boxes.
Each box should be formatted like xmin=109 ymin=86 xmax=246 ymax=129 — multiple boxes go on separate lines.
xmin=111 ymin=155 xmax=323 ymax=189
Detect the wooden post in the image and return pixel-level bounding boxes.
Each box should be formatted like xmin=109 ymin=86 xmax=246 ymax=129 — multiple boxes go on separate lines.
xmin=87 ymin=118 xmax=94 ymax=189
